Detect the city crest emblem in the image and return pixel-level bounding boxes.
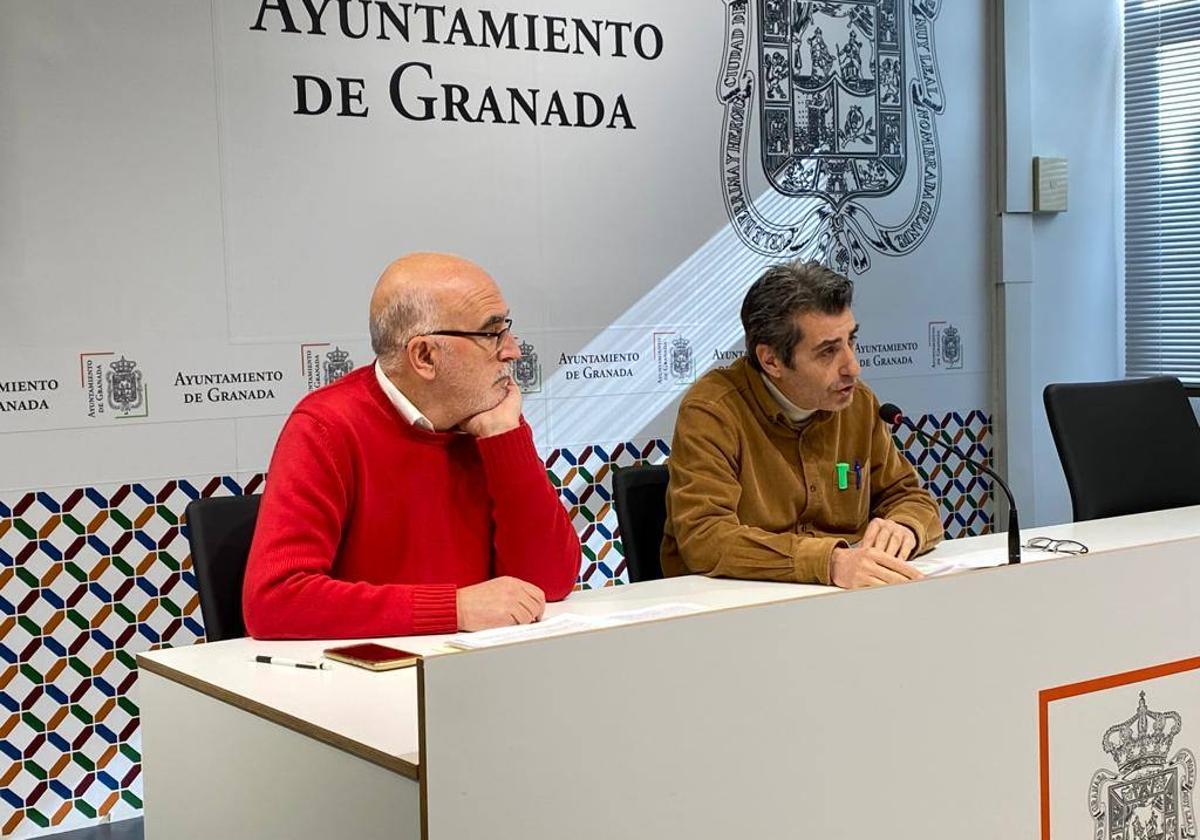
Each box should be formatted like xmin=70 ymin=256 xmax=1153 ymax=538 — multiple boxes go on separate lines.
xmin=671 ymin=336 xmax=694 ymax=382
xmin=323 ymin=347 xmax=353 ymax=384
xmin=718 ymin=0 xmax=945 ymax=273
xmin=929 ymin=320 xmax=962 ymax=370
xmin=1088 ymin=692 xmax=1197 ymax=840
xmin=105 ymin=356 xmax=145 ymax=415
xmin=939 ymin=324 xmax=961 ymax=368
xmin=514 ymin=340 xmax=541 ymax=394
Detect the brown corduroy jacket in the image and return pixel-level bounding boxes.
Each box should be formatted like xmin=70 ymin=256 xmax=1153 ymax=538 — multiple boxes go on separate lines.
xmin=660 ymin=357 xmax=943 ymax=584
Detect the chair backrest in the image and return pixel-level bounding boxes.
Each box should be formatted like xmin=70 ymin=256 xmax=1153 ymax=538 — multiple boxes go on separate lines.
xmin=184 ymin=495 xmax=262 ymax=642
xmin=1043 ymin=376 xmax=1200 ymax=521
xmin=612 ymin=463 xmax=670 ymax=583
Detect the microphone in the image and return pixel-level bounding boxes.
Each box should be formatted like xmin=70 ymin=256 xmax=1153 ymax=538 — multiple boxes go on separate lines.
xmin=879 ymin=402 xmax=1021 ymax=565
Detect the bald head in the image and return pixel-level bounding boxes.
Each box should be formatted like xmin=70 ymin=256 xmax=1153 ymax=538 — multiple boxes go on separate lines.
xmin=368 ymin=253 xmax=495 ymax=365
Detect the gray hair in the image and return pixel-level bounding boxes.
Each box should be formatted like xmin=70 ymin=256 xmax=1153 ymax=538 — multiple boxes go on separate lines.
xmin=740 ymin=260 xmax=854 ymax=372
xmin=369 ymin=286 xmax=438 ymax=366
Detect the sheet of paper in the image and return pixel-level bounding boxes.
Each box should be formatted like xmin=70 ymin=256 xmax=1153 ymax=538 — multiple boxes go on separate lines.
xmin=910 ymin=557 xmax=965 ymax=577
xmin=445 ymin=603 xmax=705 ymax=650
xmin=601 ymin=603 xmax=704 ymax=623
xmin=911 ymin=551 xmax=1004 ymax=577
xmin=445 ymin=614 xmax=604 ymax=650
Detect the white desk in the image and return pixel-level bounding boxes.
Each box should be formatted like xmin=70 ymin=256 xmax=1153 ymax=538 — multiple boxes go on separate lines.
xmin=930 ymin=503 xmax=1200 ymax=562
xmin=137 ymin=506 xmax=1200 ymax=839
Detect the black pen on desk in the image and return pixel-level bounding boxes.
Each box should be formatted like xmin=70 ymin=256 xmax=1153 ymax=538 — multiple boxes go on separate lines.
xmin=251 ymin=654 xmax=330 ymax=671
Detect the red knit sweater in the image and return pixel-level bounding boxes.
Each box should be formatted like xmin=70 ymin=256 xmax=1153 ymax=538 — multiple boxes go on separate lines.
xmin=242 ymin=366 xmax=580 ymax=639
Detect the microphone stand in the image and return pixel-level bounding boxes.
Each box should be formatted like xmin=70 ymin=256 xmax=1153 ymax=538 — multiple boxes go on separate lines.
xmin=890 ymin=415 xmax=1021 ymax=565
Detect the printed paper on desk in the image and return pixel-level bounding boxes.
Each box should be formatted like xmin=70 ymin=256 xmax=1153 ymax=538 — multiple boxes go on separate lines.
xmin=911 ymin=551 xmax=1003 ymax=577
xmin=446 ymin=604 xmax=704 ymax=650
xmin=446 ymin=615 xmax=601 ymax=650
xmin=602 ymin=603 xmax=704 ymax=623
xmin=910 ymin=557 xmax=965 ymax=577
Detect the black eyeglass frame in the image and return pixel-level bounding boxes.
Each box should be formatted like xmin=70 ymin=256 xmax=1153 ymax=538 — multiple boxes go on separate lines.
xmin=1022 ymin=536 xmax=1089 ymax=555
xmin=417 ymin=318 xmax=514 ymax=350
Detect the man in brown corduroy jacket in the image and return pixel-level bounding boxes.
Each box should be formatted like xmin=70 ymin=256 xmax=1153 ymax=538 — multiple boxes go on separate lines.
xmin=660 ymin=260 xmax=943 ymax=589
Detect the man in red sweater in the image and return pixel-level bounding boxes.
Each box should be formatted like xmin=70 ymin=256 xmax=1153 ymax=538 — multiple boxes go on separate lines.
xmin=242 ymin=253 xmax=581 ymax=639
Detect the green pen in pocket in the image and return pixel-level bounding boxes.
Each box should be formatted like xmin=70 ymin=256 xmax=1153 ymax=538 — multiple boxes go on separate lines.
xmin=836 ymin=462 xmax=850 ymax=490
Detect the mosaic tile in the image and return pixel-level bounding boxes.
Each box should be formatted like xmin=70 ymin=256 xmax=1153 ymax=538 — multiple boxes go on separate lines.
xmin=0 ymin=477 xmax=259 ymax=837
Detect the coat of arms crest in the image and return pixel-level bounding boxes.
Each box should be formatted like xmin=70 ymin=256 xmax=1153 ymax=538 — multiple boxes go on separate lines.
xmin=514 ymin=340 xmax=541 ymax=394
xmin=323 ymin=347 xmax=353 ymax=384
xmin=929 ymin=320 xmax=962 ymax=370
xmin=671 ymin=336 xmax=694 ymax=382
xmin=718 ymin=0 xmax=945 ymax=273
xmin=1089 ymin=692 xmax=1197 ymax=840
xmin=105 ymin=356 xmax=144 ymax=415
xmin=939 ymin=324 xmax=961 ymax=367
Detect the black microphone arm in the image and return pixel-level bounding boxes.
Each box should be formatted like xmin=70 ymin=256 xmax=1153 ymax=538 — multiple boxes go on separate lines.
xmin=878 ymin=403 xmax=1021 ymax=566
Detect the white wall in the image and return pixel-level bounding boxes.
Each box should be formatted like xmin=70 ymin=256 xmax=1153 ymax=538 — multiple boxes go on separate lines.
xmin=0 ymin=0 xmax=993 ymax=493
xmin=1027 ymin=0 xmax=1122 ymax=525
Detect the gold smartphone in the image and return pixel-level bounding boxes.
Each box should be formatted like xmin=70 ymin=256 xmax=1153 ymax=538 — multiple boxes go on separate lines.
xmin=323 ymin=643 xmax=421 ymax=671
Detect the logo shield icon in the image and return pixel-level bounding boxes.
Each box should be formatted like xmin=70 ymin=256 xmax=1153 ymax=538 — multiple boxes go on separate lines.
xmin=719 ymin=0 xmax=945 ymax=273
xmin=105 ymin=356 xmax=145 ymax=415
xmin=1089 ymin=692 xmax=1198 ymax=840
xmin=758 ymin=0 xmax=904 ymax=203
xmin=514 ymin=341 xmax=542 ymax=394
xmin=323 ymin=347 xmax=353 ymax=384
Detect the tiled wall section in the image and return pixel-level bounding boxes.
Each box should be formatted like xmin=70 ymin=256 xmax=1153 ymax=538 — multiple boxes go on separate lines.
xmin=0 ymin=411 xmax=991 ymax=837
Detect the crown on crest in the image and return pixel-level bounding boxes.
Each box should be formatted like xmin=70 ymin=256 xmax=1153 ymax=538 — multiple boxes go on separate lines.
xmin=1102 ymin=692 xmax=1181 ymax=774
xmin=110 ymin=356 xmax=138 ymax=375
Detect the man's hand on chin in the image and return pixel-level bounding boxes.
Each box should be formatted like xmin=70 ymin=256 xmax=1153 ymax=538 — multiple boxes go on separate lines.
xmin=460 ymin=380 xmax=523 ymax=438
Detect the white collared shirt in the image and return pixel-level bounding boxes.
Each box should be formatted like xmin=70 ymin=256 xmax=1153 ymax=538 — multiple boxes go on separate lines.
xmin=374 ymin=361 xmax=436 ymax=431
xmin=761 ymin=373 xmax=818 ymax=425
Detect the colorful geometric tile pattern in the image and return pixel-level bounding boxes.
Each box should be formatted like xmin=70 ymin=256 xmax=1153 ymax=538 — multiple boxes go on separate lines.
xmin=546 ymin=439 xmax=673 ymax=589
xmin=892 ymin=410 xmax=995 ymax=539
xmin=0 ymin=476 xmax=263 ymax=838
xmin=0 ymin=415 xmax=990 ymax=837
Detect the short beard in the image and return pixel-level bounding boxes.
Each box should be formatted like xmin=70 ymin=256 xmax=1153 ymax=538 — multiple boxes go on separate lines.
xmin=443 ymin=364 xmax=513 ymax=427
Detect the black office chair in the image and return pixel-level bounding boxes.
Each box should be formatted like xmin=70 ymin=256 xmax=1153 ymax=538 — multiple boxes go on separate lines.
xmin=184 ymin=494 xmax=262 ymax=642
xmin=612 ymin=463 xmax=670 ymax=583
xmin=1043 ymin=376 xmax=1200 ymax=522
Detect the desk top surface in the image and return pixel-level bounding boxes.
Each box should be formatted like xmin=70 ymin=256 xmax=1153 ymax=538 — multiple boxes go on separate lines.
xmin=136 ymin=504 xmax=1200 ymax=778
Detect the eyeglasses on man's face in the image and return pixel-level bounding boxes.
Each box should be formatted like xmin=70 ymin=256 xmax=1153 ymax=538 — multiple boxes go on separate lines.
xmin=418 ymin=318 xmax=514 ymax=354
xmin=1023 ymin=537 xmax=1089 ymax=555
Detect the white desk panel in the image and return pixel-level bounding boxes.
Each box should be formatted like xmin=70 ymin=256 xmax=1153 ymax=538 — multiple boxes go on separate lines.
xmin=419 ymin=535 xmax=1200 ymax=839
xmin=137 ymin=505 xmax=1200 ymax=839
